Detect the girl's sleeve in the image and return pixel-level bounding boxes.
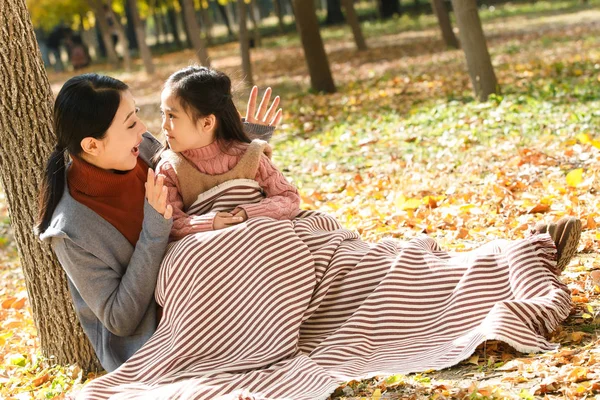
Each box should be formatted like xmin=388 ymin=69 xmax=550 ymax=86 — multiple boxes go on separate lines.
xmin=156 ymin=159 xmax=217 ymax=241
xmin=52 ymin=200 xmax=171 ymax=337
xmin=237 ymin=155 xmax=301 ymax=220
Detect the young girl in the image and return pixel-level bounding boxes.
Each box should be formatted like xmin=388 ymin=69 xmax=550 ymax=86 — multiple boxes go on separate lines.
xmin=156 ymin=66 xmax=301 ymax=241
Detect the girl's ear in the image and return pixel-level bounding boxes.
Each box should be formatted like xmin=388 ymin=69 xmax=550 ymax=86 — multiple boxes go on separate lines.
xmin=200 ymin=114 xmax=217 ymax=133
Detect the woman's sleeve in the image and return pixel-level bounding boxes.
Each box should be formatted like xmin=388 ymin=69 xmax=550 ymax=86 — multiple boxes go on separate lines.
xmin=52 ymin=200 xmax=172 ymax=337
xmin=243 ymin=120 xmax=275 ymax=142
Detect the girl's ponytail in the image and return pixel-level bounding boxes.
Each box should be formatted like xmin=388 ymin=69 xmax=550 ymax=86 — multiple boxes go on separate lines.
xmin=35 ymin=146 xmax=67 ymax=235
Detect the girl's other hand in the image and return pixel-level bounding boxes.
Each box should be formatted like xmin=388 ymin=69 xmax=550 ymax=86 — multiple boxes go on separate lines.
xmin=246 ymin=86 xmax=283 ymax=127
xmin=213 ymin=212 xmax=245 ymax=230
xmin=145 ymin=168 xmax=173 ymax=220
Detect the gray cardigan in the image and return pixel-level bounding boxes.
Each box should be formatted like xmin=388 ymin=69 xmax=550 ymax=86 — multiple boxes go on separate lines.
xmin=39 ymin=123 xmax=274 ymax=372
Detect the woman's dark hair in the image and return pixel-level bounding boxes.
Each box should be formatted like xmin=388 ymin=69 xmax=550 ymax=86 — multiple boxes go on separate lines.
xmin=163 ymin=66 xmax=250 ymax=151
xmin=35 ymin=73 xmax=129 ymax=235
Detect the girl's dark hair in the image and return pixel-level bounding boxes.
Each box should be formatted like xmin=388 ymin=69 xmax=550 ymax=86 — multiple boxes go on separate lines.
xmin=35 ymin=73 xmax=129 ymax=235
xmin=163 ymin=66 xmax=250 ymax=151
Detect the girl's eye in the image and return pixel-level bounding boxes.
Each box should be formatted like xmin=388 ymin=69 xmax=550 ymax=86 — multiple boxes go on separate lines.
xmin=135 ymin=107 xmax=140 ymax=114
xmin=169 ymin=114 xmax=174 ymax=120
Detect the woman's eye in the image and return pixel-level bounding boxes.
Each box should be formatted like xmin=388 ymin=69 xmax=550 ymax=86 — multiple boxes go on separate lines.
xmin=128 ymin=122 xmax=137 ymax=129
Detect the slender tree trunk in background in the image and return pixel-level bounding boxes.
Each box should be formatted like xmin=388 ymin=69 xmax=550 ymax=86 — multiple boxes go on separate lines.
xmin=167 ymin=5 xmax=184 ymax=48
xmin=127 ymin=0 xmax=155 ymax=74
xmin=199 ymin=0 xmax=213 ymax=44
xmin=432 ymin=0 xmax=459 ymax=49
xmin=180 ymin=0 xmax=210 ymax=66
xmin=273 ymin=0 xmax=285 ymax=34
xmin=325 ymin=0 xmax=345 ymax=24
xmin=0 ymin=0 xmax=102 ymax=372
xmin=238 ymin=0 xmax=253 ymax=85
xmin=451 ymin=0 xmax=498 ymax=101
xmin=292 ymin=0 xmax=336 ymax=93
xmin=226 ymin=1 xmax=239 ymax=35
xmin=378 ymin=0 xmax=401 ymax=18
xmin=341 ymin=0 xmax=367 ymax=51
xmin=217 ymin=3 xmax=235 ymax=38
xmin=177 ymin=0 xmax=193 ymax=48
xmin=89 ymin=0 xmax=119 ymax=67
xmin=248 ymin=0 xmax=262 ymax=47
xmin=105 ymin=4 xmax=132 ymax=71
xmin=124 ymin=0 xmax=139 ymax=49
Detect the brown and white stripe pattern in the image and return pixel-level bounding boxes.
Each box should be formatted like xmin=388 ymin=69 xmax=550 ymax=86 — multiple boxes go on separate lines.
xmin=77 ymin=181 xmax=571 ymax=400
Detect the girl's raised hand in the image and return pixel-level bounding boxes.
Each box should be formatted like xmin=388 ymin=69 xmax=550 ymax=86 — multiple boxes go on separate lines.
xmin=246 ymin=86 xmax=283 ymax=127
xmin=145 ymin=168 xmax=173 ymax=220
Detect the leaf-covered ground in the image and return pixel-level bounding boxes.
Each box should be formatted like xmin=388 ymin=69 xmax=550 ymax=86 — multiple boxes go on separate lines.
xmin=2 ymin=1 xmax=600 ymax=398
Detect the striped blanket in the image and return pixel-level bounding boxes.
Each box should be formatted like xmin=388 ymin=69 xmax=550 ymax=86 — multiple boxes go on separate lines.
xmin=78 ymin=180 xmax=571 ymax=400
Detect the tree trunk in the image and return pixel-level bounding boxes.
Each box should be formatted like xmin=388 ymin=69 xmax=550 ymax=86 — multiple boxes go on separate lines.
xmin=177 ymin=0 xmax=193 ymax=48
xmin=199 ymin=0 xmax=213 ymax=44
xmin=127 ymin=0 xmax=154 ymax=74
xmin=248 ymin=0 xmax=262 ymax=47
xmin=292 ymin=0 xmax=336 ymax=93
xmin=0 ymin=0 xmax=102 ymax=373
xmin=89 ymin=0 xmax=119 ymax=67
xmin=167 ymin=6 xmax=184 ymax=48
xmin=432 ymin=0 xmax=459 ymax=49
xmin=341 ymin=0 xmax=367 ymax=51
xmin=451 ymin=0 xmax=498 ymax=101
xmin=325 ymin=0 xmax=345 ymax=24
xmin=180 ymin=0 xmax=210 ymax=66
xmin=238 ymin=0 xmax=253 ymax=85
xmin=273 ymin=0 xmax=285 ymax=34
xmin=217 ymin=3 xmax=235 ymax=38
xmin=105 ymin=3 xmax=132 ymax=71
xmin=124 ymin=0 xmax=139 ymax=49
xmin=379 ymin=0 xmax=401 ymax=18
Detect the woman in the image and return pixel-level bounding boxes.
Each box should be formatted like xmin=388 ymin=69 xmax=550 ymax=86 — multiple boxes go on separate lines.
xmin=37 ymin=73 xmax=278 ymax=372
xmin=38 ymin=73 xmax=580 ymax=399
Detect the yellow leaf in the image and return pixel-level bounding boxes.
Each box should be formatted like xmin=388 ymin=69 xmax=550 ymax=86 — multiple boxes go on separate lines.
xmin=566 ymin=169 xmax=583 ymax=188
xmin=468 ymin=354 xmax=479 ymax=365
xmin=372 ymin=388 xmax=382 ymax=399
xmin=591 ymin=140 xmax=600 ymax=149
xmin=576 ymin=133 xmax=591 ymax=144
xmin=582 ymin=313 xmax=592 ymax=319
xmin=587 ymin=304 xmax=594 ymax=314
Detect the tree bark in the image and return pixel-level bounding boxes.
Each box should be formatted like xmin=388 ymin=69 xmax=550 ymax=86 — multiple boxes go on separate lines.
xmin=432 ymin=0 xmax=459 ymax=49
xmin=124 ymin=0 xmax=139 ymax=49
xmin=451 ymin=0 xmax=498 ymax=101
xmin=180 ymin=0 xmax=210 ymax=66
xmin=167 ymin=6 xmax=184 ymax=48
xmin=88 ymin=0 xmax=119 ymax=67
xmin=0 ymin=0 xmax=102 ymax=372
xmin=325 ymin=0 xmax=345 ymax=25
xmin=127 ymin=0 xmax=155 ymax=74
xmin=292 ymin=0 xmax=336 ymax=93
xmin=341 ymin=0 xmax=367 ymax=51
xmin=273 ymin=0 xmax=285 ymax=34
xmin=238 ymin=0 xmax=253 ymax=85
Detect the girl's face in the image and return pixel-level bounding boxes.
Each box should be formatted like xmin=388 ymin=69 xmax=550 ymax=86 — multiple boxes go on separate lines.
xmin=80 ymin=90 xmax=147 ymax=171
xmin=160 ymin=88 xmax=216 ymax=153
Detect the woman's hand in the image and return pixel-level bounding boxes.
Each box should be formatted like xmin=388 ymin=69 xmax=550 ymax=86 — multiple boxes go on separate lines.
xmin=245 ymin=86 xmax=283 ymax=127
xmin=146 ymin=169 xmax=173 ymax=220
xmin=213 ymin=211 xmax=246 ymax=230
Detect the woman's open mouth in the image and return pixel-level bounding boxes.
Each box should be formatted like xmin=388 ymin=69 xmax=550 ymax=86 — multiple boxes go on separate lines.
xmin=131 ymin=142 xmax=141 ymax=156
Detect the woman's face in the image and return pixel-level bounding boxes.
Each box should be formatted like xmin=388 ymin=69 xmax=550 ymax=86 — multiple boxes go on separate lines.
xmin=81 ymin=91 xmax=147 ymax=171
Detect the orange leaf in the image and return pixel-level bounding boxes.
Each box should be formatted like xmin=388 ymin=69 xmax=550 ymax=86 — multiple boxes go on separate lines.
xmin=1 ymin=297 xmax=16 ymax=309
xmin=527 ymin=204 xmax=550 ymax=214
xmin=10 ymin=297 xmax=26 ymax=310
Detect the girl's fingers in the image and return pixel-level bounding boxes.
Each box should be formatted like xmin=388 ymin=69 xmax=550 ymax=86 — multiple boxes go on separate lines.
xmin=256 ymin=87 xmax=272 ymax=121
xmin=246 ymin=86 xmax=258 ymax=123
xmin=265 ymin=96 xmax=280 ymax=124
xmin=270 ymin=108 xmax=283 ymax=127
